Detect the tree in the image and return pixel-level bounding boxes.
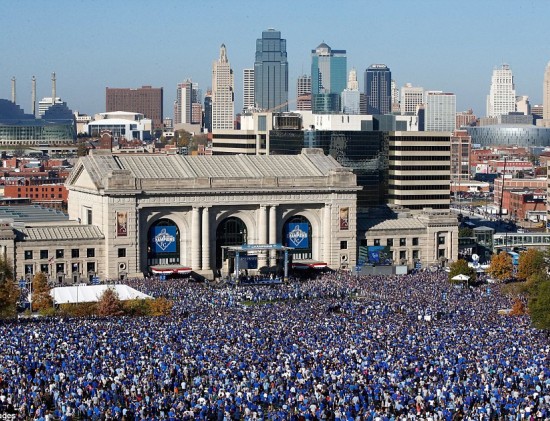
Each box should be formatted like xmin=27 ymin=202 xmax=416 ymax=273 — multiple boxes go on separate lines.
xmin=174 ymin=130 xmax=192 ymax=148
xmin=148 ymin=297 xmax=173 ymax=316
xmin=32 ymin=272 xmax=53 ymax=312
xmin=448 ymin=259 xmax=477 ymax=283
xmin=458 ymin=227 xmax=473 ymax=238
xmin=486 ymin=252 xmax=514 ymax=282
xmin=76 ymin=140 xmax=88 ymax=157
xmin=97 ymin=287 xmax=123 ymax=316
xmin=517 ymin=249 xmax=546 ymax=284
xmin=528 ymin=275 xmax=550 ymax=330
xmin=0 ymin=257 xmax=19 ymax=318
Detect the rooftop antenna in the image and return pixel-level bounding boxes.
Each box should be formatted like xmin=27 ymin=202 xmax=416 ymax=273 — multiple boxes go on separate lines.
xmin=31 ymin=76 xmax=36 ymax=116
xmin=51 ymin=72 xmax=56 ymax=102
xmin=11 ymin=77 xmax=16 ymax=103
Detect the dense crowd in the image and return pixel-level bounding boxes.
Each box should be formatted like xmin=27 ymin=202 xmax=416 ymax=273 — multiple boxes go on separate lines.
xmin=0 ymin=271 xmax=549 ymax=420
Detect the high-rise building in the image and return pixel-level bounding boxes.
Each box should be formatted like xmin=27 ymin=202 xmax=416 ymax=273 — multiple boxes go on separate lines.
xmin=106 ymin=86 xmax=163 ymax=129
xmin=544 ymin=62 xmax=550 ymax=120
xmin=311 ymin=42 xmax=347 ymax=113
xmin=455 ymin=109 xmax=477 ymax=128
xmin=391 ymin=79 xmax=400 ymax=113
xmin=486 ymin=64 xmax=516 ymax=118
xmin=203 ymin=90 xmax=212 ymax=133
xmin=388 ymin=131 xmax=451 ymax=210
xmin=38 ymin=97 xmax=62 ymax=117
xmin=296 ymin=75 xmax=312 ymax=111
xmin=175 ymin=80 xmax=193 ymax=125
xmin=212 ymin=44 xmax=235 ymax=130
xmin=400 ymin=83 xmax=424 ymax=115
xmin=425 ymin=91 xmax=456 ymax=132
xmin=365 ymin=64 xmax=392 ymax=115
xmin=243 ymin=69 xmax=254 ymax=112
xmin=450 ymin=130 xmax=472 ymax=188
xmin=254 ymin=29 xmax=288 ymax=112
xmin=341 ymin=69 xmax=360 ymax=115
xmin=516 ymin=95 xmax=530 ymax=115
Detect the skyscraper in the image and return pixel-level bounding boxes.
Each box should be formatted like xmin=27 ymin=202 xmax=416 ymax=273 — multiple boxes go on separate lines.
xmin=425 ymin=91 xmax=456 ymax=132
xmin=311 ymin=42 xmax=347 ymax=113
xmin=400 ymin=83 xmax=424 ymax=115
xmin=254 ymin=29 xmax=288 ymax=112
xmin=243 ymin=69 xmax=254 ymax=112
xmin=175 ymin=80 xmax=193 ymax=125
xmin=365 ymin=64 xmax=391 ymax=115
xmin=486 ymin=64 xmax=516 ymax=118
xmin=106 ymin=86 xmax=163 ymax=129
xmin=544 ymin=62 xmax=550 ymax=120
xmin=341 ymin=69 xmax=360 ymax=115
xmin=212 ymin=44 xmax=234 ymax=130
xmin=296 ymin=75 xmax=312 ymax=111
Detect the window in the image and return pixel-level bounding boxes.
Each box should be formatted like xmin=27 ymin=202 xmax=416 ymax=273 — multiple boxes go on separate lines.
xmin=87 ymin=262 xmax=96 ymax=273
xmin=87 ymin=208 xmax=93 ymax=225
xmin=399 ymin=250 xmax=406 ymax=260
xmin=87 ymin=248 xmax=95 ymax=258
xmin=340 ymin=241 xmax=348 ymax=250
xmin=24 ymin=250 xmax=33 ymax=260
xmin=24 ymin=264 xmax=34 ymax=275
xmin=413 ymin=237 xmax=419 ymax=246
xmin=387 ymin=239 xmax=393 ymax=247
xmin=438 ymin=236 xmax=446 ymax=245
xmin=400 ymin=238 xmax=406 ymax=247
xmin=374 ymin=239 xmax=381 ymax=246
xmin=56 ymin=249 xmax=64 ymax=259
xmin=40 ymin=264 xmax=49 ymax=273
xmin=71 ymin=249 xmax=80 ymax=258
xmin=55 ymin=263 xmax=65 ymax=274
xmin=412 ymin=250 xmax=419 ymax=260
xmin=438 ymin=249 xmax=446 ymax=258
xmin=118 ymin=248 xmax=126 ymax=258
xmin=40 ymin=250 xmax=48 ymax=260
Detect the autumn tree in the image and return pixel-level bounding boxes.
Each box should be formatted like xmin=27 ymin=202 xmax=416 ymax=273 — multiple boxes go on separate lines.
xmin=148 ymin=297 xmax=173 ymax=316
xmin=517 ymin=249 xmax=546 ymax=284
xmin=486 ymin=252 xmax=514 ymax=282
xmin=448 ymin=259 xmax=477 ymax=283
xmin=528 ymin=274 xmax=550 ymax=330
xmin=174 ymin=130 xmax=193 ymax=148
xmin=32 ymin=272 xmax=53 ymax=312
xmin=0 ymin=257 xmax=19 ymax=318
xmin=97 ymin=287 xmax=123 ymax=316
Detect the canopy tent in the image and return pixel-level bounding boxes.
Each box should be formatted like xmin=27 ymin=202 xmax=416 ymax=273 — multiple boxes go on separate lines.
xmin=150 ymin=265 xmax=192 ymax=275
xmin=451 ymin=274 xmax=471 ymax=281
xmin=50 ymin=284 xmax=152 ymax=304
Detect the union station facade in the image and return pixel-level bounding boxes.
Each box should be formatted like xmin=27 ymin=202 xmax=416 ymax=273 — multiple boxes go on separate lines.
xmin=63 ymin=148 xmax=359 ymax=280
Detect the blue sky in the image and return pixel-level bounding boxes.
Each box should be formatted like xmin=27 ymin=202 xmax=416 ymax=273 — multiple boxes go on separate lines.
xmin=1 ymin=0 xmax=549 ymax=119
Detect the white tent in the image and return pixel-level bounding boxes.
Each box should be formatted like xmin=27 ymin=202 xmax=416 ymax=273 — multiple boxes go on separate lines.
xmin=50 ymin=284 xmax=152 ymax=304
xmin=451 ymin=274 xmax=470 ymax=281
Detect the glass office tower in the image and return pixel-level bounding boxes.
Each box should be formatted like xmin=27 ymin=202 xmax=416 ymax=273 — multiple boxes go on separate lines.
xmin=311 ymin=43 xmax=347 ymax=113
xmin=254 ymin=29 xmax=288 ymax=112
xmin=365 ymin=64 xmax=392 ymax=115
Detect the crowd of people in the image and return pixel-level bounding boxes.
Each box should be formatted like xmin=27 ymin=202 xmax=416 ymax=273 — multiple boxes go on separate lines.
xmin=0 ymin=270 xmax=549 ymax=420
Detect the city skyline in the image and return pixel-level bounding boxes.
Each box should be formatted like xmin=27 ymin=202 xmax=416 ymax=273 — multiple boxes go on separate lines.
xmin=1 ymin=0 xmax=549 ymax=119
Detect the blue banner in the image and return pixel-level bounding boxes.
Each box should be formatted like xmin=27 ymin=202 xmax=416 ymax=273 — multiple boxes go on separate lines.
xmin=285 ymin=222 xmax=309 ymax=249
xmin=153 ymin=226 xmax=177 ymax=253
xmin=239 ymin=255 xmax=258 ymax=269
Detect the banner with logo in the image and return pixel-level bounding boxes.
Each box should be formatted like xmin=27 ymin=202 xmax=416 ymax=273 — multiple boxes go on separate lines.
xmin=153 ymin=226 xmax=177 ymax=253
xmin=367 ymin=246 xmax=392 ymax=265
xmin=116 ymin=211 xmax=128 ymax=237
xmin=339 ymin=207 xmax=349 ymax=230
xmin=285 ymin=222 xmax=309 ymax=249
xmin=239 ymin=255 xmax=258 ymax=269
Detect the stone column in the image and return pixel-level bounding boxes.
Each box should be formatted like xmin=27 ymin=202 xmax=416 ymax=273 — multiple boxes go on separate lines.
xmin=201 ymin=207 xmax=210 ymax=271
xmin=269 ymin=205 xmax=277 ymax=266
xmin=324 ymin=204 xmax=332 ymax=265
xmin=191 ymin=207 xmax=201 ymax=270
xmin=258 ymin=205 xmax=267 ymax=267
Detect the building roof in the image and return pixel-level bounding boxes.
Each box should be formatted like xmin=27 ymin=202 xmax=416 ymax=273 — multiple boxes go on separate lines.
xmin=362 ymin=218 xmax=426 ymax=231
xmin=16 ymin=224 xmax=104 ymax=241
xmin=0 ymin=205 xmax=68 ymax=223
xmin=51 ymin=284 xmax=152 ymax=304
xmin=66 ymin=148 xmax=355 ymax=192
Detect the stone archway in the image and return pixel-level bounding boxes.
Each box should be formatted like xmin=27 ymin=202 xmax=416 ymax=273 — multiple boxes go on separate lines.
xmin=215 ymin=216 xmax=248 ymax=271
xmin=147 ymin=218 xmax=180 ymax=266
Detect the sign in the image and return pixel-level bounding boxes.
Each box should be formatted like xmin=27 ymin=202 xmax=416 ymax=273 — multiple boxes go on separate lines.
xmin=116 ymin=211 xmax=128 ymax=237
xmin=153 ymin=226 xmax=177 ymax=253
xmin=19 ymin=279 xmax=26 ymax=288
xmin=239 ymin=255 xmax=258 ymax=270
xmin=159 ymin=274 xmax=166 ymax=281
xmin=285 ymin=223 xmax=309 ymax=249
xmin=415 ymin=262 xmax=422 ymax=269
xmin=339 ymin=207 xmax=349 ymax=230
xmin=367 ymin=246 xmax=392 ymax=265
xmin=92 ymin=276 xmax=100 ymax=285
xmin=240 ymin=243 xmax=283 ymax=250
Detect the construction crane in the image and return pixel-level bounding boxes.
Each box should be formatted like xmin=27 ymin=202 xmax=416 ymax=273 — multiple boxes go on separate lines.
xmin=266 ymin=95 xmax=311 ymax=113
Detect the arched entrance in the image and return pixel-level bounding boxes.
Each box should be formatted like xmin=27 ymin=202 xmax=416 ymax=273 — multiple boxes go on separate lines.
xmin=147 ymin=219 xmax=180 ymax=266
xmin=216 ymin=217 xmax=248 ymax=271
xmin=282 ymin=215 xmax=313 ymax=260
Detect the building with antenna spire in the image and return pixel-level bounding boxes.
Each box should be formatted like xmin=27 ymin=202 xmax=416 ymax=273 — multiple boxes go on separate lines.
xmin=212 ymin=44 xmax=234 ymax=130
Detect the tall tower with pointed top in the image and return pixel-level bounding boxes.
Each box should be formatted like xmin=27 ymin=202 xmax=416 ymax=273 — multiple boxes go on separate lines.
xmin=212 ymin=44 xmax=234 ymax=130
